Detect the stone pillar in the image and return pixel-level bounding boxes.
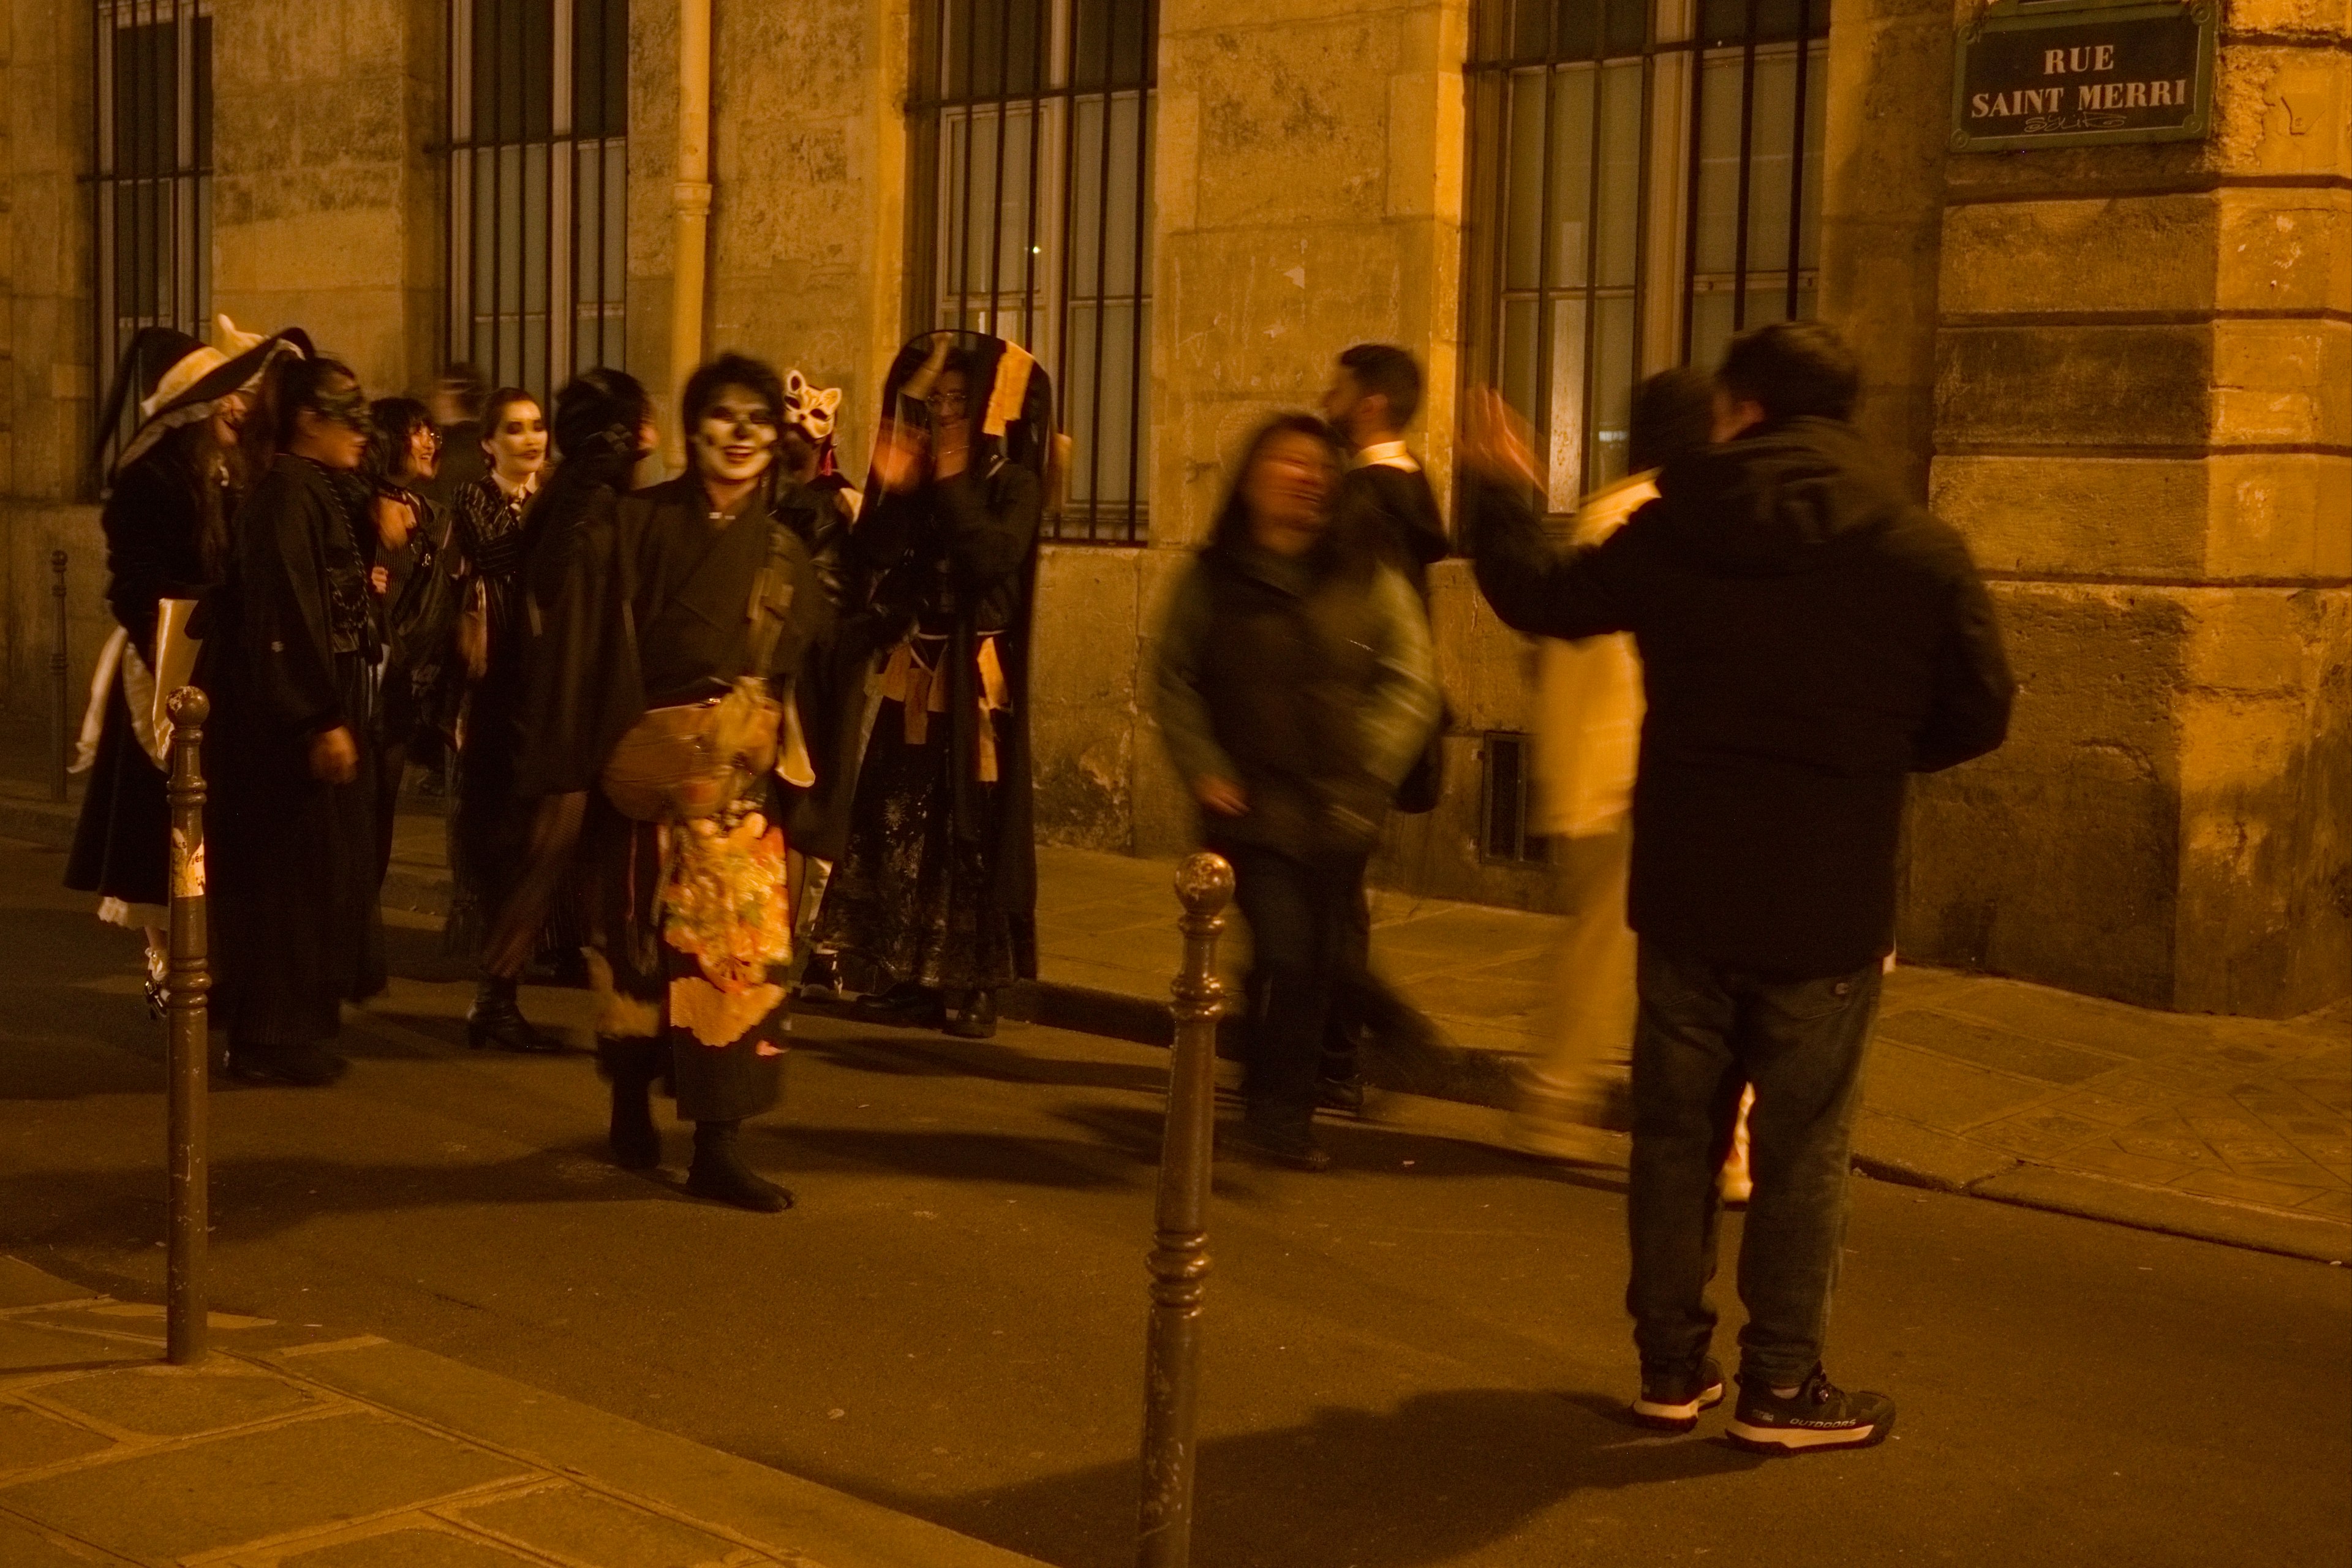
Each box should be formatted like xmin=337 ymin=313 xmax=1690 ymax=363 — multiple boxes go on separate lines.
xmin=210 ymin=0 xmax=445 ymax=396
xmin=1907 ymin=0 xmax=2351 ymax=1016
xmin=1123 ymin=1 xmax=1471 ymax=854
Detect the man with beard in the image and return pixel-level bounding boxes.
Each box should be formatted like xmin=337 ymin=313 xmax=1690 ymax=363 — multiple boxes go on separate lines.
xmin=514 ymin=353 xmax=824 ymax=1211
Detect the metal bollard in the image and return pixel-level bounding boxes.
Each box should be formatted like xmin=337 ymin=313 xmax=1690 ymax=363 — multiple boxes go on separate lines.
xmin=1137 ymin=850 xmax=1233 ymax=1568
xmin=164 ymin=687 xmax=211 ymax=1366
xmin=50 ymin=551 xmax=69 ymax=801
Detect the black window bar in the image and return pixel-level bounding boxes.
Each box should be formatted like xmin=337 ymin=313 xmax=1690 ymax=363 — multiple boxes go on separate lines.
xmin=447 ymin=0 xmax=628 ymax=409
xmin=908 ymin=0 xmax=1157 ymax=545
xmin=91 ymin=0 xmax=213 ymax=473
xmin=1464 ymin=0 xmax=1825 ymax=516
xmin=1480 ymin=731 xmax=1548 ymax=866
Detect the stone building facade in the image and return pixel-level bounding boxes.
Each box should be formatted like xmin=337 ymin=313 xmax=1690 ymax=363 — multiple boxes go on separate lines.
xmin=2 ymin=0 xmax=2343 ymax=1016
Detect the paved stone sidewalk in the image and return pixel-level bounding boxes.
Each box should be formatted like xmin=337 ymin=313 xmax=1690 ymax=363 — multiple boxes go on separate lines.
xmin=1019 ymin=844 xmax=2351 ymax=1261
xmin=0 ymin=1256 xmax=1041 ymax=1568
xmin=6 ymin=757 xmax=2345 ymax=1262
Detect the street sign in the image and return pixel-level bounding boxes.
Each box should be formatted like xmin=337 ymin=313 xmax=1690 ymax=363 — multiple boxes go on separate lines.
xmin=1952 ymin=0 xmax=2215 ymax=151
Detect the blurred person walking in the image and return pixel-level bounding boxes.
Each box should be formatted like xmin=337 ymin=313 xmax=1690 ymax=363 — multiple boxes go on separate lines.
xmin=1315 ymin=344 xmax=1450 ymax=1114
xmin=820 ymin=333 xmax=1050 ymax=1041
xmin=1510 ymin=368 xmax=1713 ymax=1164
xmin=67 ymin=320 xmax=307 ymax=1007
xmin=1459 ymin=322 xmax=2013 ymax=1452
xmin=420 ymin=363 xmax=489 ymax=510
xmin=432 ymin=388 xmax=560 ymax=1052
xmin=208 ymin=353 xmax=388 ymax=1087
xmin=1153 ymin=414 xmax=1439 ymax=1171
xmin=512 ymin=353 xmax=826 ymax=1212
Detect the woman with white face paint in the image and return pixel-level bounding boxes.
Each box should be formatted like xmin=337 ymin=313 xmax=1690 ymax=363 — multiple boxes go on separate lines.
xmin=431 ymin=388 xmax=560 ymax=1053
xmin=816 ymin=331 xmax=1052 ymax=1042
xmin=516 ymin=352 xmax=825 ymax=1212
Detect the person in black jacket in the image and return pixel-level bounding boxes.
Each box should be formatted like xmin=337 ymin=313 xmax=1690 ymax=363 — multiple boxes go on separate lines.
xmin=1316 ymin=344 xmax=1451 ymax=1113
xmin=1459 ymin=322 xmax=2012 ymax=1455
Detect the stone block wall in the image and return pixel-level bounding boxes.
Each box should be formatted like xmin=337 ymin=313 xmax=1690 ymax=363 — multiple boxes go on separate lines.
xmin=1911 ymin=0 xmax=2351 ymax=1016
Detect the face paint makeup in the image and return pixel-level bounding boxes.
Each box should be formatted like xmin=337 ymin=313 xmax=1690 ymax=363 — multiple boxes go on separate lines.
xmin=693 ymin=386 xmax=780 ymax=484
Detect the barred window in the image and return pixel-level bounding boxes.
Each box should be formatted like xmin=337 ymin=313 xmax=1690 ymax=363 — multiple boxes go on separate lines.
xmin=94 ymin=0 xmax=212 ymax=450
xmin=448 ymin=0 xmax=628 ymax=401
xmin=1466 ymin=0 xmax=1826 ymax=513
xmin=908 ymin=0 xmax=1158 ymax=545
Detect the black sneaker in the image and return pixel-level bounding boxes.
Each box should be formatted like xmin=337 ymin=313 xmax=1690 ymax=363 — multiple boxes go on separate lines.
xmin=1725 ymin=1366 xmax=1896 ymax=1454
xmin=1630 ymin=1356 xmax=1726 ymax=1432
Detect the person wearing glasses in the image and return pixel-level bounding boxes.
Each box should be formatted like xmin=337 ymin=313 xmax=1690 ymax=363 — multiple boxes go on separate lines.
xmin=206 ymin=352 xmax=388 ymax=1087
xmin=819 ymin=331 xmax=1051 ymax=1042
xmin=357 ymin=397 xmax=447 ymax=886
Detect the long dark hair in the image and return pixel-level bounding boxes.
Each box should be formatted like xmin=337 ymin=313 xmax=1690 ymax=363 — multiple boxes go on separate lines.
xmin=478 ymin=386 xmax=541 ymax=464
xmin=141 ymin=418 xmax=236 ymax=580
xmin=1206 ymin=412 xmax=1347 ymax=554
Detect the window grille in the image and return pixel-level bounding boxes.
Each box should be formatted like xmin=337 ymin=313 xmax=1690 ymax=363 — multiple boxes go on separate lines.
xmin=1480 ymin=732 xmax=1548 ymax=865
xmin=447 ymin=0 xmax=628 ymax=404
xmin=1465 ymin=0 xmax=1826 ymax=514
xmin=92 ymin=0 xmax=213 ymax=457
xmin=908 ymin=0 xmax=1157 ymax=545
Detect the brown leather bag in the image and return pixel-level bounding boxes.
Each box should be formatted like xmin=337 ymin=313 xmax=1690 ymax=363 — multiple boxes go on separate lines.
xmin=598 ymin=512 xmax=796 ymax=823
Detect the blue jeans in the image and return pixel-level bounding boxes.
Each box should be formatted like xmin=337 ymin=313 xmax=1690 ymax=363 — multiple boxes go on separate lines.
xmin=1219 ymin=843 xmax=1365 ymax=1134
xmin=1624 ymin=940 xmax=1883 ymax=1389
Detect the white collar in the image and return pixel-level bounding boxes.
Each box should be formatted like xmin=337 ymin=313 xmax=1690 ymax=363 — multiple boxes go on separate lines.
xmin=1355 ymin=439 xmax=1418 ymax=473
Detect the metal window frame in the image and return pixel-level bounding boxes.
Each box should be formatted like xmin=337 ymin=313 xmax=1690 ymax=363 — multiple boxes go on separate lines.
xmin=446 ymin=0 xmax=628 ymax=407
xmin=90 ymin=0 xmax=213 ymax=472
xmin=1463 ymin=0 xmax=1826 ymax=519
xmin=1477 ymin=730 xmax=1548 ymax=867
xmin=907 ymin=0 xmax=1158 ymax=546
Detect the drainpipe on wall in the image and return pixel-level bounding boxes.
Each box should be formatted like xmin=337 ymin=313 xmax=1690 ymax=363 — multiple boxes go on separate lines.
xmin=668 ymin=0 xmax=714 ymax=461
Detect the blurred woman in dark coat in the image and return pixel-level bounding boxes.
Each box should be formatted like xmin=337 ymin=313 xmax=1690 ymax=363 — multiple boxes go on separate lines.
xmin=819 ymin=331 xmax=1050 ymax=1041
xmin=66 ymin=321 xmax=306 ymax=1007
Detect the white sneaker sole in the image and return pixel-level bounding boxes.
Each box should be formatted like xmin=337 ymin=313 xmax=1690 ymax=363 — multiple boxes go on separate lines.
xmin=1630 ymin=1382 xmax=1725 ymax=1430
xmin=1725 ymin=1412 xmax=1896 ymax=1453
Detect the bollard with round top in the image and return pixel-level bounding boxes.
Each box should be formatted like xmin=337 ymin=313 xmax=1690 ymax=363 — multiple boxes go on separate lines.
xmin=164 ymin=687 xmax=211 ymax=1366
xmin=1138 ymin=850 xmax=1232 ymax=1568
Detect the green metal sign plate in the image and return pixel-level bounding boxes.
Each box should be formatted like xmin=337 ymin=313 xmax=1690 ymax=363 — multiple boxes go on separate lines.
xmin=1952 ymin=0 xmax=2216 ymax=151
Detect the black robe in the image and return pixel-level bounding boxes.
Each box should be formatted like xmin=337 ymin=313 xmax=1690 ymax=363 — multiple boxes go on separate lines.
xmin=443 ymin=475 xmax=541 ymax=958
xmin=65 ymin=441 xmax=227 ymax=914
xmin=521 ymin=475 xmax=822 ymax=1121
xmin=208 ymin=454 xmax=386 ymax=1046
xmin=816 ymin=456 xmax=1041 ymax=992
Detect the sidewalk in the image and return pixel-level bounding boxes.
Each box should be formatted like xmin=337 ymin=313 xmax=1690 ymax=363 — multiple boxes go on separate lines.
xmin=5 ymin=747 xmax=2346 ymax=1265
xmin=0 ymin=1255 xmax=1044 ymax=1568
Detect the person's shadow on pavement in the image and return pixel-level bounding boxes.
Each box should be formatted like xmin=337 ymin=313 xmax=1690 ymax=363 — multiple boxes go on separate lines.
xmin=796 ymin=1385 xmax=1764 ymax=1568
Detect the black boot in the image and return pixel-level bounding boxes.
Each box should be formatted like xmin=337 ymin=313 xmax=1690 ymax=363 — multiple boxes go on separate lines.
xmin=944 ymin=987 xmax=997 ymax=1040
xmin=598 ymin=1036 xmax=663 ymax=1170
xmin=467 ymin=976 xmax=562 ymax=1054
xmin=685 ymin=1120 xmax=793 ymax=1212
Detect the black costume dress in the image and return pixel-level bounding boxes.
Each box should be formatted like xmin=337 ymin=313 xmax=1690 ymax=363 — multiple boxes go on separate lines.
xmin=816 ymin=331 xmax=1049 ymax=997
xmin=208 ymin=454 xmax=386 ymax=1046
xmin=518 ymin=475 xmax=823 ymax=1121
xmin=442 ymin=475 xmax=539 ymax=957
xmin=64 ymin=437 xmax=232 ymax=920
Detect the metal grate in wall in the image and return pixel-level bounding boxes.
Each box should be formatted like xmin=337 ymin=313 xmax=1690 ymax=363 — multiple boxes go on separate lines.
xmin=1464 ymin=0 xmax=1826 ymax=514
xmin=91 ymin=0 xmax=213 ymax=469
xmin=446 ymin=0 xmax=628 ymax=406
xmin=908 ymin=0 xmax=1157 ymax=545
xmin=1480 ymin=731 xmax=1550 ymax=865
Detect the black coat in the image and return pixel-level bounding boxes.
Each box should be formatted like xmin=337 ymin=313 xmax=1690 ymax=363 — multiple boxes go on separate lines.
xmin=1336 ymin=460 xmax=1448 ymax=598
xmin=1465 ymin=416 xmax=2014 ymax=978
xmin=64 ymin=442 xmax=225 ymax=910
xmin=207 ymin=454 xmax=386 ymax=1044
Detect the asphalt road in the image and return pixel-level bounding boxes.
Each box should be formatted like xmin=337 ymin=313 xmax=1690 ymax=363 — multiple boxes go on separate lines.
xmin=4 ymin=834 xmax=2347 ymax=1568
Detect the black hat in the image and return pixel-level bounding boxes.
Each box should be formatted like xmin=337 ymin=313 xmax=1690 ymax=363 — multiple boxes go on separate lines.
xmin=97 ymin=315 xmax=313 ymax=477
